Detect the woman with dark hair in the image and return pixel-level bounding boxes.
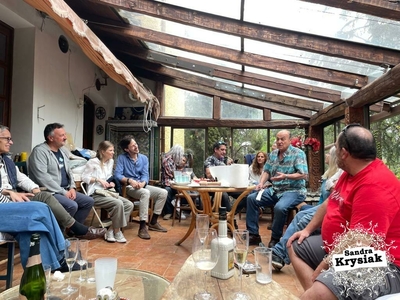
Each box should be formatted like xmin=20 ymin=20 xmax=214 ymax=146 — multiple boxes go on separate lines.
xmin=82 ymin=141 xmax=133 ymax=243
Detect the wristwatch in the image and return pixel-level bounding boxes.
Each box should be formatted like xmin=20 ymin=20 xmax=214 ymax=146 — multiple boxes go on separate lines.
xmin=285 ymin=174 xmax=288 ymax=179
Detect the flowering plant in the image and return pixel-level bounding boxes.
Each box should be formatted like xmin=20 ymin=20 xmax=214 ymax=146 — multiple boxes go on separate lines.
xmin=291 ymin=136 xmax=320 ymax=153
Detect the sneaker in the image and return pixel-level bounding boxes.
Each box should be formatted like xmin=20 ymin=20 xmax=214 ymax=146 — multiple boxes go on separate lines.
xmin=248 ymin=234 xmax=262 ymax=246
xmin=148 ymin=222 xmax=168 ymax=232
xmin=104 ymin=229 xmax=116 ymax=243
xmin=138 ymin=227 xmax=151 ymax=240
xmin=163 ymin=213 xmax=172 ymax=220
xmin=114 ymin=231 xmax=127 ymax=243
xmin=272 ymin=253 xmax=285 ymax=271
xmin=175 ymin=213 xmax=187 ymax=220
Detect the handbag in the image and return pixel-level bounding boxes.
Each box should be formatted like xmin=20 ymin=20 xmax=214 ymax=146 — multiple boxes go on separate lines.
xmin=94 ymin=188 xmax=119 ymax=199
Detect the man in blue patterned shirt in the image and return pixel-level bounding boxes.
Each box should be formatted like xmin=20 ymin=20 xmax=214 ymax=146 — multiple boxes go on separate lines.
xmin=246 ymin=130 xmax=308 ymax=246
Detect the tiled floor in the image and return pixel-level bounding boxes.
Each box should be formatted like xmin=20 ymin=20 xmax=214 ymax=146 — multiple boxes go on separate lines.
xmin=0 ymin=213 xmax=304 ymax=297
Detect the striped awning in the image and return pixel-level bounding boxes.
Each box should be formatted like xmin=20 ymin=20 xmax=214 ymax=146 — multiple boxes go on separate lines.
xmin=24 ymin=0 xmax=160 ymax=120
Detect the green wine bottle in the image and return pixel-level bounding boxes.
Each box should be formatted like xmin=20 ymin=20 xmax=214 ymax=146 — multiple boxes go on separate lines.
xmin=19 ymin=233 xmax=46 ymax=300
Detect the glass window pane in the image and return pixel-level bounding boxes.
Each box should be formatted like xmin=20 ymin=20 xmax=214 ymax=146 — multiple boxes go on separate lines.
xmin=165 ymin=85 xmax=212 ymax=117
xmin=221 ymin=100 xmax=262 ymax=120
xmin=0 ymin=33 xmax=5 ymax=61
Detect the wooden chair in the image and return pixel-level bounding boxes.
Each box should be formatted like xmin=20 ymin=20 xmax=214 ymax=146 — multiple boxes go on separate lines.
xmin=80 ymin=182 xmax=112 ymax=228
xmin=0 ymin=233 xmax=17 ymax=289
xmin=120 ymin=184 xmax=154 ymax=222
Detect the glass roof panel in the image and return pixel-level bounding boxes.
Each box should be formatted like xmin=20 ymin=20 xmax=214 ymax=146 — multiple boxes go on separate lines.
xmin=245 ymin=0 xmax=400 ymax=50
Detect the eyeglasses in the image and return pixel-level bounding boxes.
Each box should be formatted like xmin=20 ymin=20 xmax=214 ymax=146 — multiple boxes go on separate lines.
xmin=341 ymin=123 xmax=361 ymax=153
xmin=0 ymin=137 xmax=12 ymax=142
xmin=217 ymin=141 xmax=227 ymax=145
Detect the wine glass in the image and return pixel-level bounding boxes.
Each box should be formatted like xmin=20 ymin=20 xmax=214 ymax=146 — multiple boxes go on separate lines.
xmin=196 ymin=214 xmax=210 ymax=244
xmin=76 ymin=240 xmax=89 ymax=282
xmin=192 ymin=228 xmax=219 ymax=300
xmin=61 ymin=238 xmax=79 ymax=295
xmin=232 ymin=230 xmax=250 ymax=300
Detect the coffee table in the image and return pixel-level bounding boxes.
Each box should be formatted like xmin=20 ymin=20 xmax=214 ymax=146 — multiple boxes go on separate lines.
xmin=171 ymin=184 xmax=255 ymax=245
xmin=161 ymin=255 xmax=299 ymax=299
xmin=0 ymin=268 xmax=169 ymax=300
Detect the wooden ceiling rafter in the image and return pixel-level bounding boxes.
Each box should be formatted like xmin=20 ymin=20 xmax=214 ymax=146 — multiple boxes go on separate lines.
xmin=127 ymin=64 xmax=314 ymax=119
xmin=89 ymin=0 xmax=400 ymax=67
xmin=90 ymin=22 xmax=368 ymax=88
xmin=105 ymin=40 xmax=342 ymax=103
xmin=117 ymin=52 xmax=324 ymax=112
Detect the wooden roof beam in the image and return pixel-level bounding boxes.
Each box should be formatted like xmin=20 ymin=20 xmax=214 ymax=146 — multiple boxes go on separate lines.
xmin=91 ymin=23 xmax=367 ymax=88
xmin=128 ymin=65 xmax=313 ymax=119
xmin=116 ymin=52 xmax=324 ymax=112
xmin=311 ymin=62 xmax=400 ymax=125
xmin=90 ymin=0 xmax=400 ymax=66
xmin=107 ymin=41 xmax=341 ymax=103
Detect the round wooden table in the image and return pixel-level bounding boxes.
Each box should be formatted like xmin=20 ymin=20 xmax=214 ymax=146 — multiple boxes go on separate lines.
xmin=0 ymin=268 xmax=170 ymax=300
xmin=171 ymin=183 xmax=255 ymax=245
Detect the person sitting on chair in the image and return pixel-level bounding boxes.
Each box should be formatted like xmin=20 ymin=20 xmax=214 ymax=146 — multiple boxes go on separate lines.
xmin=82 ymin=141 xmax=133 ymax=243
xmin=115 ymin=135 xmax=168 ymax=240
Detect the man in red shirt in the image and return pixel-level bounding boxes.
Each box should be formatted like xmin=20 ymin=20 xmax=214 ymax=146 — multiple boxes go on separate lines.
xmin=288 ymin=124 xmax=400 ymax=299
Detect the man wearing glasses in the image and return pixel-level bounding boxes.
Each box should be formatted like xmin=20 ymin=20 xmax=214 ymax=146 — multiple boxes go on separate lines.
xmin=246 ymin=130 xmax=308 ymax=247
xmin=288 ymin=124 xmax=400 ymax=299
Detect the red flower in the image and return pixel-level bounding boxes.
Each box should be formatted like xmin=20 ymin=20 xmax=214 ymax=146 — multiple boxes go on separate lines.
xmin=291 ymin=137 xmax=303 ymax=148
xmin=291 ymin=136 xmax=320 ymax=153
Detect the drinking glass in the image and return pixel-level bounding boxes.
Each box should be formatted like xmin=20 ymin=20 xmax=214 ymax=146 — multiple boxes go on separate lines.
xmin=43 ymin=265 xmax=60 ymax=300
xmin=192 ymin=228 xmax=219 ymax=300
xmin=76 ymin=240 xmax=89 ymax=282
xmin=86 ymin=258 xmax=96 ymax=283
xmin=196 ymin=214 xmax=210 ymax=244
xmin=232 ymin=230 xmax=250 ymax=300
xmin=61 ymin=238 xmax=79 ymax=295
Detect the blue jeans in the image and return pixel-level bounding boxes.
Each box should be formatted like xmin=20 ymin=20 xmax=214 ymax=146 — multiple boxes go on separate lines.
xmin=273 ymin=205 xmax=320 ymax=265
xmin=0 ymin=202 xmax=66 ymax=271
xmin=163 ymin=186 xmax=178 ymax=215
xmin=54 ymin=192 xmax=93 ymax=224
xmin=246 ymin=189 xmax=305 ymax=240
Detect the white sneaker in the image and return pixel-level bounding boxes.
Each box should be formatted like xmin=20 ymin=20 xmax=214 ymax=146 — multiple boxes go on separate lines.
xmin=114 ymin=231 xmax=127 ymax=243
xmin=163 ymin=213 xmax=172 ymax=220
xmin=105 ymin=229 xmax=116 ymax=242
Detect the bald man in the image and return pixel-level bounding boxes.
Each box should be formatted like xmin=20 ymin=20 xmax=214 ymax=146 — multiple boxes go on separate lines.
xmin=246 ymin=130 xmax=308 ymax=247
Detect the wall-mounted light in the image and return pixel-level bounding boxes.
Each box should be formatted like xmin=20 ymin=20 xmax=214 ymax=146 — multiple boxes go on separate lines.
xmin=95 ymin=69 xmax=109 ymax=91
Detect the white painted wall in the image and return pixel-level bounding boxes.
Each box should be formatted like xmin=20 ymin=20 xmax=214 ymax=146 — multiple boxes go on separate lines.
xmin=0 ymin=0 xmax=149 ymax=156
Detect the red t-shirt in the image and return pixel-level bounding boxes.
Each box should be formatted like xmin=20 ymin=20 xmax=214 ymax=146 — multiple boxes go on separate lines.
xmin=322 ymin=159 xmax=400 ymax=266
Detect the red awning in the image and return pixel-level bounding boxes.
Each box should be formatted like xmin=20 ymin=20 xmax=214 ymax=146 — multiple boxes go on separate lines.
xmin=24 ymin=0 xmax=160 ymax=120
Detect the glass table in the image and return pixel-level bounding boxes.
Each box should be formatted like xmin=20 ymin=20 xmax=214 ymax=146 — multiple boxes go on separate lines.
xmin=0 ymin=269 xmax=170 ymax=300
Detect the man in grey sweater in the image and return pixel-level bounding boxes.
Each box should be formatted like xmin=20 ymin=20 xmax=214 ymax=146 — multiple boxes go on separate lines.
xmin=28 ymin=123 xmax=94 ymax=225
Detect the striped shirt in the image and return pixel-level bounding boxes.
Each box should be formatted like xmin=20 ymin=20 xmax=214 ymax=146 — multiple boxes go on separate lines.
xmin=264 ymin=145 xmax=308 ymax=197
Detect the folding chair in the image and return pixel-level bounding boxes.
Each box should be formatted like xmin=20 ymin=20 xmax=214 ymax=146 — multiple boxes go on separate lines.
xmin=80 ymin=182 xmax=112 ymax=228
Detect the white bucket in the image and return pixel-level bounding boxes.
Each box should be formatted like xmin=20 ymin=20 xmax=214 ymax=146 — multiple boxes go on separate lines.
xmin=209 ymin=164 xmax=249 ymax=188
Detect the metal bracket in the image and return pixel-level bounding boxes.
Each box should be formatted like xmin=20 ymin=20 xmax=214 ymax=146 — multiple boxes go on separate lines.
xmin=37 ymin=105 xmax=45 ymax=121
xmin=147 ymin=52 xmax=214 ymax=76
xmin=215 ymin=82 xmax=266 ymax=100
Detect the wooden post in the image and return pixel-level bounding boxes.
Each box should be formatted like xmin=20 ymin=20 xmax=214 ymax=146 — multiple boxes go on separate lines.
xmin=307 ymin=126 xmax=323 ymax=191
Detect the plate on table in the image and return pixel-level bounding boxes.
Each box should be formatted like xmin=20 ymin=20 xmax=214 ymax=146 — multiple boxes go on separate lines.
xmin=171 ymin=181 xmax=191 ymax=186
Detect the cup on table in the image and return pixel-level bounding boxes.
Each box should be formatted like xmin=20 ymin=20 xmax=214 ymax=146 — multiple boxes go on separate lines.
xmin=86 ymin=258 xmax=96 ymax=283
xmin=95 ymin=257 xmax=118 ymax=293
xmin=254 ymin=247 xmax=272 ymax=284
xmin=174 ymin=170 xmax=183 ymax=183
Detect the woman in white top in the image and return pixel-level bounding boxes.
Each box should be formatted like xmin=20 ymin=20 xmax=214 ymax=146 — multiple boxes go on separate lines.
xmin=82 ymin=141 xmax=133 ymax=243
xmin=249 ymin=151 xmax=267 ymax=184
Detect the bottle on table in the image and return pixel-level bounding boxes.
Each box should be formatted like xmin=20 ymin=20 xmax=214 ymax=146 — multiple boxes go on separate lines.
xmin=19 ymin=233 xmax=46 ymax=300
xmin=211 ymin=207 xmax=234 ymax=279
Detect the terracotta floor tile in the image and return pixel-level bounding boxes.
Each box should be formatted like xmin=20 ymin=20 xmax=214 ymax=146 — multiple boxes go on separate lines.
xmin=0 ymin=212 xmax=303 ymax=297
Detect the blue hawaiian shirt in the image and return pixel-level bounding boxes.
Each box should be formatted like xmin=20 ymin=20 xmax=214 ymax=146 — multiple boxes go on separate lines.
xmin=264 ymin=145 xmax=308 ymax=197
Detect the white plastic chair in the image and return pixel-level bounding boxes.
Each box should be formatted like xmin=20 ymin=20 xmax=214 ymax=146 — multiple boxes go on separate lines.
xmin=80 ymin=182 xmax=112 ymax=228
